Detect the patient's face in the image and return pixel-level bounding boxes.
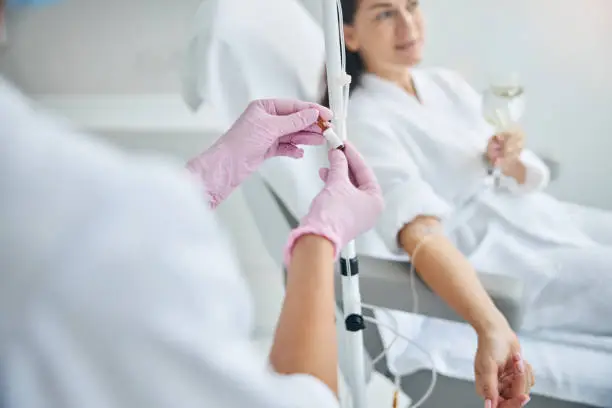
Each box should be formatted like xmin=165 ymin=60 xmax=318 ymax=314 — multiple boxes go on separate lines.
xmin=345 ymin=0 xmax=425 ymax=71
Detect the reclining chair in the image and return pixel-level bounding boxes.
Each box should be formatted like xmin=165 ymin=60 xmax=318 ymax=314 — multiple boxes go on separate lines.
xmin=182 ymin=0 xmax=527 ymax=405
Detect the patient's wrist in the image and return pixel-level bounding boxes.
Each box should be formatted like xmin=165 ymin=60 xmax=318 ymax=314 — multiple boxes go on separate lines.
xmin=473 ymin=309 xmax=511 ymax=336
xmin=502 ymin=159 xmax=527 ymax=184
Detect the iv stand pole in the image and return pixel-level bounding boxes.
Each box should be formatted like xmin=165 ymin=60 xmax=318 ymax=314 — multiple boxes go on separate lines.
xmin=322 ymin=1 xmax=368 ymax=407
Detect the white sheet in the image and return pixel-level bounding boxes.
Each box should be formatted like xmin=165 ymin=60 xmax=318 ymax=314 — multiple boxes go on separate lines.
xmin=258 ymin=149 xmax=612 ymax=406
xmin=376 ymin=309 xmax=612 ymax=407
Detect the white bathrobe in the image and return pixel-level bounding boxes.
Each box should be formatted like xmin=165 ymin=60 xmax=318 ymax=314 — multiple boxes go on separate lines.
xmin=347 ymin=68 xmax=612 ymax=335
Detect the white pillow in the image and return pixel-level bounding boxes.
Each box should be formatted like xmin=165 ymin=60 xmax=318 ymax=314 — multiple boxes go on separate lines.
xmin=296 ymin=0 xmax=323 ymax=23
xmin=182 ymin=0 xmax=325 ymax=127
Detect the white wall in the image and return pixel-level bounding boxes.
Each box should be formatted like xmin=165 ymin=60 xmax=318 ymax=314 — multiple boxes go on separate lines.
xmin=299 ymin=0 xmax=612 ymax=209
xmin=2 ymin=0 xmax=611 ymax=209
xmin=416 ymin=0 xmax=612 ymax=209
xmin=0 ymin=0 xmax=201 ymax=94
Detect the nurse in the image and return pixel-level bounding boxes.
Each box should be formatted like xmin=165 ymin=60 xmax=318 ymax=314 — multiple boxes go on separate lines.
xmin=0 ymin=81 xmax=372 ymax=406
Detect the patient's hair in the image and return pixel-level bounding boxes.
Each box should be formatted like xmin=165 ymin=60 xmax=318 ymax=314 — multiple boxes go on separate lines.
xmin=320 ymin=0 xmax=364 ymax=108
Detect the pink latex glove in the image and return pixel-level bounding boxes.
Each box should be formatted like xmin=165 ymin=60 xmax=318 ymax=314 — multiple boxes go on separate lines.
xmin=283 ymin=142 xmax=384 ymax=265
xmin=187 ymin=99 xmax=332 ymax=208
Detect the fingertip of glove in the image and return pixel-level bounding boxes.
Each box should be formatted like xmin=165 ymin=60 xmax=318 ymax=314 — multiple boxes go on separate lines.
xmin=328 ymin=147 xmax=346 ymax=160
xmin=302 ymin=108 xmax=320 ymax=122
xmin=315 ymin=105 xmax=333 ymax=121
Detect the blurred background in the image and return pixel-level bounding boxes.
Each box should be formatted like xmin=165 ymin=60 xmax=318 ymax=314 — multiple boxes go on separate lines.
xmin=1 ymin=0 xmax=611 ymax=207
xmin=1 ymin=1 xmax=611 ymax=406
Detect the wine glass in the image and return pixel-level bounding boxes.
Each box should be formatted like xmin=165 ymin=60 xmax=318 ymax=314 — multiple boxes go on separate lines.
xmin=482 ymin=71 xmax=526 ymax=187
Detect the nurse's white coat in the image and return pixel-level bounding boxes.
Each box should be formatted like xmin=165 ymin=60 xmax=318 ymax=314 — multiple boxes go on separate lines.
xmin=0 ymin=79 xmax=338 ymax=408
xmin=347 ymin=68 xmax=612 ymax=335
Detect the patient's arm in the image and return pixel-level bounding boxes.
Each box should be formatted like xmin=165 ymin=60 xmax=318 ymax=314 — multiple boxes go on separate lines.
xmin=502 ymin=160 xmax=527 ymax=185
xmin=498 ymin=149 xmax=551 ymax=194
xmin=398 ymin=216 xmax=510 ymax=335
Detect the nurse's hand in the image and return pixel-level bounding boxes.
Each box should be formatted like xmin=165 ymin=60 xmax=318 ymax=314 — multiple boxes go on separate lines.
xmin=475 ymin=327 xmax=534 ymax=408
xmin=187 ymin=99 xmax=332 ymax=208
xmin=283 ymin=142 xmax=384 ymax=265
xmin=486 ymin=128 xmax=525 ymax=168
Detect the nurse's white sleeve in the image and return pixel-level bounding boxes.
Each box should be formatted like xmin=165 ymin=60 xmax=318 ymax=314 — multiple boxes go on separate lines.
xmin=38 ymin=176 xmax=337 ymax=408
xmin=1 ymin=101 xmax=338 ymax=407
xmin=348 ymin=120 xmax=453 ymax=253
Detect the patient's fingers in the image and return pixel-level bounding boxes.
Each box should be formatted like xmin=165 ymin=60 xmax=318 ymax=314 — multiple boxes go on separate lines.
xmin=500 ymin=355 xmax=529 ymax=400
xmin=525 ymin=362 xmax=535 ymax=391
xmin=498 ymin=395 xmax=530 ymax=408
xmin=500 ymin=360 xmax=515 ymax=381
xmin=475 ymin=357 xmax=499 ymax=406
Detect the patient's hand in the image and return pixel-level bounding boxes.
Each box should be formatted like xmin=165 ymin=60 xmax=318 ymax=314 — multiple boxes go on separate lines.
xmin=486 ymin=128 xmax=525 ymax=168
xmin=475 ymin=327 xmax=534 ymax=407
xmin=486 ymin=129 xmax=528 ymax=184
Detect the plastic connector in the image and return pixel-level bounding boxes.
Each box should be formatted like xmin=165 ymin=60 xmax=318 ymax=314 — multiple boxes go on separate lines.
xmin=317 ymin=117 xmax=345 ymax=150
xmin=323 ymin=127 xmax=344 ymax=150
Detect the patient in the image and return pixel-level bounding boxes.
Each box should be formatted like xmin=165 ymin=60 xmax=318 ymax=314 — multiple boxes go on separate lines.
xmin=321 ymin=0 xmax=612 ymax=403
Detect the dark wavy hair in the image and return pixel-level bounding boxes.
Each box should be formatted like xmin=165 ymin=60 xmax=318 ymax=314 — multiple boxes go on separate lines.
xmin=320 ymin=0 xmax=364 ymax=108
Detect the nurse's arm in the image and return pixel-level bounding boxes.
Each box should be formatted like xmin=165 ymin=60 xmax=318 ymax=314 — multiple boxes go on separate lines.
xmin=46 ymin=211 xmax=341 ymax=408
xmin=398 ymin=216 xmax=510 ymax=336
xmin=269 ymin=234 xmax=338 ymax=394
